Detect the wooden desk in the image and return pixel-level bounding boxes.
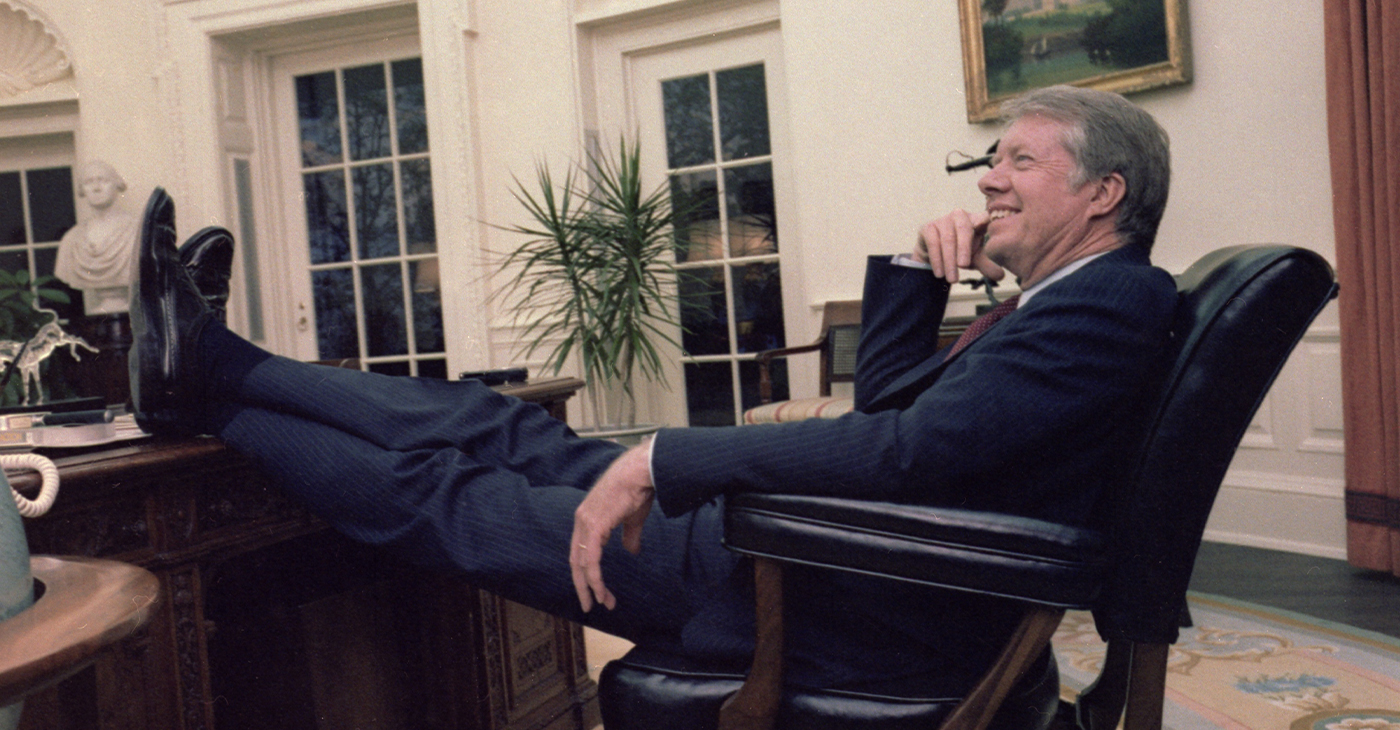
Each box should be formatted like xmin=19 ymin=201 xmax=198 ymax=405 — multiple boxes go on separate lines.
xmin=8 ymin=377 xmax=599 ymax=730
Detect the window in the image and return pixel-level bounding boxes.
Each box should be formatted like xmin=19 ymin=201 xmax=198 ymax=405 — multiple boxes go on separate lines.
xmin=287 ymin=55 xmax=444 ymax=377
xmin=0 ymin=154 xmax=80 ymax=322
xmin=662 ymin=63 xmax=789 ymax=425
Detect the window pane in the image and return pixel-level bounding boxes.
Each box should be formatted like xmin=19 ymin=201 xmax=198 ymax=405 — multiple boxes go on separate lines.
xmin=353 ymin=163 xmax=399 ymax=259
xmin=296 ymin=72 xmax=342 ymax=167
xmin=680 ymin=266 xmax=729 ymax=356
xmin=410 ymin=259 xmax=443 ymax=353
xmin=33 ymin=247 xmax=83 ymax=321
xmin=361 ymin=263 xmax=407 ymax=357
xmin=401 ymin=159 xmax=436 ymax=253
xmin=417 ymin=359 xmax=447 ymax=380
xmin=0 ymin=250 xmax=26 ymax=277
xmin=684 ymin=361 xmax=735 ymax=427
xmin=725 ymin=163 xmax=777 ymax=257
xmin=716 ymin=64 xmax=770 ymax=161
xmin=732 ymin=262 xmax=784 ymax=354
xmin=27 ymin=167 xmax=75 ymax=243
xmin=662 ymin=74 xmax=714 ymax=168
xmin=670 ymin=171 xmax=719 ymax=263
xmin=392 ymin=58 xmax=428 ymax=154
xmin=304 ymin=171 xmax=350 ymax=264
xmin=313 ymin=268 xmax=357 ymax=359
xmin=739 ymin=358 xmax=788 ymax=413
xmin=343 ymin=64 xmax=391 ymax=162
xmin=369 ymin=361 xmax=411 ymax=377
xmin=0 ymin=172 xmax=23 ymax=246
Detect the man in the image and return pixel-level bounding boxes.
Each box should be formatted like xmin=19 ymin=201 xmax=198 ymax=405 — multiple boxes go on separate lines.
xmin=129 ymin=85 xmax=1176 ymax=699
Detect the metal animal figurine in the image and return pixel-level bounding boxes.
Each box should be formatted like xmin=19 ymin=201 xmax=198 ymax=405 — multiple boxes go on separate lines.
xmin=0 ymin=306 xmax=97 ymax=406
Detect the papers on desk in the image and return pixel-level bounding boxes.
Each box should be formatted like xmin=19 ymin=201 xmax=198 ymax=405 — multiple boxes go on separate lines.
xmin=0 ymin=411 xmax=148 ymax=451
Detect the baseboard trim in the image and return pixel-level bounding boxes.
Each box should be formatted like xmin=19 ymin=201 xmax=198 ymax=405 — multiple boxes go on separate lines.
xmin=1222 ymin=469 xmax=1344 ymax=499
xmin=1201 ymin=529 xmax=1348 ymax=561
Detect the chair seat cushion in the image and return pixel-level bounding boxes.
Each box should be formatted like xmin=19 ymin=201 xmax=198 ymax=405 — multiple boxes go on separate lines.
xmin=599 ymin=645 xmax=1060 ymax=730
xmin=724 ymin=494 xmax=1107 ymax=608
xmin=744 ymin=397 xmax=854 ymax=424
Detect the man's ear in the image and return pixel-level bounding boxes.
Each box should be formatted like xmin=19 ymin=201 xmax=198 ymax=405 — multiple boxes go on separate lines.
xmin=1087 ymin=172 xmax=1126 ymax=219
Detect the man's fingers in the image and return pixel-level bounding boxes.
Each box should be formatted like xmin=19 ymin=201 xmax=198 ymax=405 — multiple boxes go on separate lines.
xmin=570 ymin=532 xmax=596 ymax=612
xmin=568 ymin=442 xmax=654 ymax=613
xmin=921 ymin=210 xmax=994 ymax=284
xmin=972 ymin=251 xmax=1006 ymax=282
xmin=571 ymin=538 xmax=617 ymax=612
xmin=570 ymin=514 xmax=615 ymax=612
xmin=919 ymin=218 xmax=955 ymax=281
xmin=935 ymin=217 xmax=962 ymax=283
xmin=568 ymin=543 xmax=590 ymax=610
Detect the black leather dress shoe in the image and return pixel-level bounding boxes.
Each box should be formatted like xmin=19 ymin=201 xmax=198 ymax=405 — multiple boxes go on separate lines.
xmin=177 ymin=226 xmax=234 ymax=324
xmin=128 ymin=188 xmax=217 ymax=436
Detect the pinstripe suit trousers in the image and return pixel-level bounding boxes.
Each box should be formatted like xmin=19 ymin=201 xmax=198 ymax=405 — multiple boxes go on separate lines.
xmin=205 ymin=349 xmax=745 ymax=654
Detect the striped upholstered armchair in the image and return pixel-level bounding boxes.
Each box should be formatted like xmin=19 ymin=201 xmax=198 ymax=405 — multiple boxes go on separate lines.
xmin=744 ymin=300 xmax=972 ymax=424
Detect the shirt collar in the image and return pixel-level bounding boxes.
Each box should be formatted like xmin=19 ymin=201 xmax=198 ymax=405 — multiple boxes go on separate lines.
xmin=1016 ymin=252 xmax=1108 ymax=308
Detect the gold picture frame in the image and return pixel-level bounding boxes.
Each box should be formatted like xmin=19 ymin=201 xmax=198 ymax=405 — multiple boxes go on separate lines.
xmin=958 ymin=0 xmax=1191 ymax=123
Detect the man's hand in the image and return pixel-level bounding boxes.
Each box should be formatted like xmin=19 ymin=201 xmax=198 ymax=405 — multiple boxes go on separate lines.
xmin=914 ymin=210 xmax=1006 ymax=284
xmin=571 ymin=441 xmax=655 ymax=612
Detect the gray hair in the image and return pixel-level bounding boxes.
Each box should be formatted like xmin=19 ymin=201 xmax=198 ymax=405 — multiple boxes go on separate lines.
xmin=1001 ymin=85 xmax=1171 ymax=252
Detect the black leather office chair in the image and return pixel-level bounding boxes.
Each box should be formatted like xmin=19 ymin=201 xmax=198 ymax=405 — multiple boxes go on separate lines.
xmin=598 ymin=245 xmax=1338 ymax=730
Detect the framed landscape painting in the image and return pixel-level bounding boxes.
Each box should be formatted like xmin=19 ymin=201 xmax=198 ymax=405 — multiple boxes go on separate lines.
xmin=958 ymin=0 xmax=1191 ymax=122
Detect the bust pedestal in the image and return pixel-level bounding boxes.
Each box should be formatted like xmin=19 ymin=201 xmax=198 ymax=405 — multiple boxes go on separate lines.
xmin=69 ymin=314 xmax=131 ymax=407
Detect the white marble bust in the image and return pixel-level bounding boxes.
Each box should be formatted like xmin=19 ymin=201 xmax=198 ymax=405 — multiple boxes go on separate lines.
xmin=54 ymin=160 xmax=140 ymax=315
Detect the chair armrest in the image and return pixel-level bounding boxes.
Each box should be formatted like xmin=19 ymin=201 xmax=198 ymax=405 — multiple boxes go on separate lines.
xmin=754 ymin=342 xmax=824 ymax=364
xmin=754 ymin=342 xmax=824 ymax=404
xmin=722 ymin=493 xmax=1106 ymax=608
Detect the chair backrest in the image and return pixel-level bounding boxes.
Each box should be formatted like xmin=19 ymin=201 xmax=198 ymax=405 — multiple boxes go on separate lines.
xmin=1093 ymin=245 xmax=1337 ymax=644
xmin=818 ymin=300 xmax=862 ymax=396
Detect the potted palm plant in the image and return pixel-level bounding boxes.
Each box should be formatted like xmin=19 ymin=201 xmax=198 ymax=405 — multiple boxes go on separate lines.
xmin=497 ymin=138 xmax=689 ymax=433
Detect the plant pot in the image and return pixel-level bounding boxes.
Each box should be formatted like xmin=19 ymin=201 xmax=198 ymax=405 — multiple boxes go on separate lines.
xmin=573 ymin=423 xmax=661 ymax=447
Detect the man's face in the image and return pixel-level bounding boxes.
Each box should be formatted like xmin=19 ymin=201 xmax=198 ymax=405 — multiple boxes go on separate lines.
xmin=976 ymin=114 xmax=1106 ymax=284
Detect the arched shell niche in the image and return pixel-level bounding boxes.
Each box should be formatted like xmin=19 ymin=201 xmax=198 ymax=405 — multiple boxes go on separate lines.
xmin=0 ymin=1 xmax=74 ymax=98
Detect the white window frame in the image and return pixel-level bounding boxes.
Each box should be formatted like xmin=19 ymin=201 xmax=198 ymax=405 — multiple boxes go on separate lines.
xmin=581 ymin=0 xmax=809 ymax=426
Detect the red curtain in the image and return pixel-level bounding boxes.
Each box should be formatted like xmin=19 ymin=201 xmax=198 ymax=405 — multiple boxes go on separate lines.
xmin=1325 ymin=0 xmax=1400 ymax=575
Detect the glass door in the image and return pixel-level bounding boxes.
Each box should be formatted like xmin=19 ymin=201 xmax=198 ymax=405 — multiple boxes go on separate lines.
xmin=629 ymin=28 xmax=797 ymax=426
xmin=272 ymin=38 xmax=445 ymax=376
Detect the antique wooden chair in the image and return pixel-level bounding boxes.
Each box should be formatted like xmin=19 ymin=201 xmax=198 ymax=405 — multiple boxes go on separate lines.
xmin=754 ymin=299 xmax=862 ymax=406
xmin=599 ymin=245 xmax=1338 ymax=730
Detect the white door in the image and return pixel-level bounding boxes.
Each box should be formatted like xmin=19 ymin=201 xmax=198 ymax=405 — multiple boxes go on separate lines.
xmin=609 ymin=26 xmax=800 ymax=426
xmin=267 ymin=35 xmax=446 ymax=377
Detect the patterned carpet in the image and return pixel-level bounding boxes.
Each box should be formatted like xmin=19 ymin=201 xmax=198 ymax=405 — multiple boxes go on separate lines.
xmin=1053 ymin=593 xmax=1400 ymax=730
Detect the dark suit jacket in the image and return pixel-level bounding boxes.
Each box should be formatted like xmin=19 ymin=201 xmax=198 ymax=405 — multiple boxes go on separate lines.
xmin=653 ymin=245 xmax=1177 ymax=694
xmin=652 ymin=245 xmax=1177 ymax=527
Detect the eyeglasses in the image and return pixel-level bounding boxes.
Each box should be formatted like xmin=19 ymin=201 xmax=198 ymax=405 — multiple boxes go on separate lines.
xmin=944 ymin=140 xmax=999 ymax=174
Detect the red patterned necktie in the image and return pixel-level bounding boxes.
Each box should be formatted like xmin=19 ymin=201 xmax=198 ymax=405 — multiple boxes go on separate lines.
xmin=947 ymin=294 xmax=1020 ymax=358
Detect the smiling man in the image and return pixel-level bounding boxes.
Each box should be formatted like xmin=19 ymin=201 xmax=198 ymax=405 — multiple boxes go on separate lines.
xmin=128 ymin=85 xmax=1177 ymax=705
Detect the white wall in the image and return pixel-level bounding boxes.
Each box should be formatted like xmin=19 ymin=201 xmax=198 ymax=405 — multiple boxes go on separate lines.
xmin=777 ymin=0 xmax=1334 ymax=290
